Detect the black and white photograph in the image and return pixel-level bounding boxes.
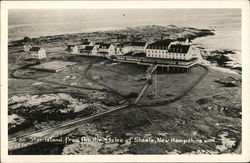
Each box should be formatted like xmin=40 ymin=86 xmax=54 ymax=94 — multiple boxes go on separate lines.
xmin=1 ymin=0 xmax=250 ymax=162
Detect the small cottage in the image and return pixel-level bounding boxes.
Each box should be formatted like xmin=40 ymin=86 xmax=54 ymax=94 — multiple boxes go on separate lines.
xmin=23 ymin=45 xmax=32 ymax=52
xmin=29 ymin=47 xmax=46 ymax=59
xmin=68 ymin=45 xmax=78 ymax=54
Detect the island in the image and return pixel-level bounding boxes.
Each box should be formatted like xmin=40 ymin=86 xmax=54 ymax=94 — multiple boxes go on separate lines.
xmin=8 ymin=25 xmax=241 ymax=155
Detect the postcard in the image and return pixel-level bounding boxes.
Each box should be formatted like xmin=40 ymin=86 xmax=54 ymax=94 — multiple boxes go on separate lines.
xmin=1 ymin=0 xmax=250 ymax=162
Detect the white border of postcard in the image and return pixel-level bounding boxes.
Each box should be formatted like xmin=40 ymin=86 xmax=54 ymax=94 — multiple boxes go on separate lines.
xmin=1 ymin=0 xmax=250 ymax=162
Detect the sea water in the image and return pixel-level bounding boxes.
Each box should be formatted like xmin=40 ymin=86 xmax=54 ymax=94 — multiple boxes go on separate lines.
xmin=8 ymin=9 xmax=241 ymax=64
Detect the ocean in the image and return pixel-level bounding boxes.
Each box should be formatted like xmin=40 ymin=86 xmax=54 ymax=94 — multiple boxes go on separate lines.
xmin=8 ymin=9 xmax=241 ymax=64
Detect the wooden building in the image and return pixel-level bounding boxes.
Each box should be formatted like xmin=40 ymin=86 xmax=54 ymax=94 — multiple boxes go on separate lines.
xmin=96 ymin=43 xmax=115 ymax=56
xmin=68 ymin=45 xmax=78 ymax=54
xmin=29 ymin=47 xmax=46 ymax=59
xmin=130 ymin=42 xmax=147 ymax=53
xmin=146 ymin=39 xmax=173 ymax=58
xmin=23 ymin=44 xmax=32 ymax=52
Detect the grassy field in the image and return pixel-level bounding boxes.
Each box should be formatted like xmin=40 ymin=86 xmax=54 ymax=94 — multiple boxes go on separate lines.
xmin=87 ymin=63 xmax=147 ymax=97
xmin=139 ymin=66 xmax=205 ymax=105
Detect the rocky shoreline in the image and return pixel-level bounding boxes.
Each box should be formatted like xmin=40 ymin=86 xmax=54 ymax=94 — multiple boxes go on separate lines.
xmin=196 ymin=47 xmax=241 ymax=74
xmin=9 ymin=25 xmax=215 ymax=46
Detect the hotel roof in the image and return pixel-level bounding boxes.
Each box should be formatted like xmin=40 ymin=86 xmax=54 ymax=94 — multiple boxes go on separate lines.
xmin=168 ymin=44 xmax=190 ymax=53
xmin=117 ymin=41 xmax=146 ymax=47
xmin=84 ymin=46 xmax=94 ymax=50
xmin=130 ymin=42 xmax=146 ymax=47
xmin=98 ymin=43 xmax=112 ymax=49
xmin=29 ymin=47 xmax=42 ymax=52
xmin=146 ymin=39 xmax=173 ymax=49
xmin=117 ymin=42 xmax=131 ymax=47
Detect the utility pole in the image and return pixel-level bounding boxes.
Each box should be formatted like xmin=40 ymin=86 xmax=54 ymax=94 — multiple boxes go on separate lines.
xmin=154 ymin=66 xmax=157 ymax=96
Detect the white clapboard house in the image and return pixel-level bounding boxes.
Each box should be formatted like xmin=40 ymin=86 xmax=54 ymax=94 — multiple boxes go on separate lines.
xmin=28 ymin=47 xmax=47 ymax=59
xmin=96 ymin=43 xmax=115 ymax=56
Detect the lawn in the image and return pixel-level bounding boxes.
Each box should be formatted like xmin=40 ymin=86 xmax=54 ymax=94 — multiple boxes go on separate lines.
xmin=87 ymin=62 xmax=147 ymax=97
xmin=140 ymin=66 xmax=205 ymax=105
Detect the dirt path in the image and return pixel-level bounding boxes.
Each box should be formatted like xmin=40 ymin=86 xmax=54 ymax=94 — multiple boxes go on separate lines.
xmin=8 ymin=103 xmax=130 ymax=141
xmin=134 ymin=64 xmax=157 ymax=104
